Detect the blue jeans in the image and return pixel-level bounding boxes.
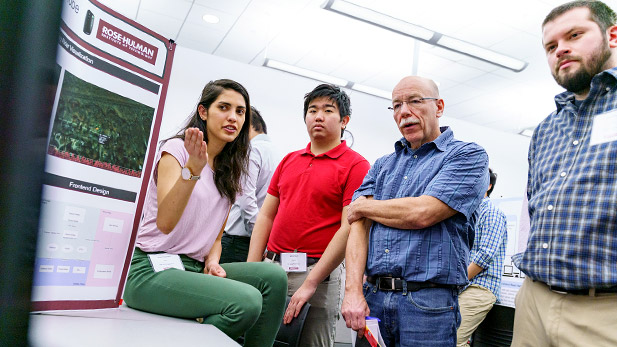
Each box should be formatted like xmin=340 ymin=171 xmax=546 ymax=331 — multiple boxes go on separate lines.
xmin=363 ymin=282 xmax=460 ymax=347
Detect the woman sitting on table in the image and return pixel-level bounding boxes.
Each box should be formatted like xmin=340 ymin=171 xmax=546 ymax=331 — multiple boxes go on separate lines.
xmin=124 ymin=79 xmax=287 ymax=346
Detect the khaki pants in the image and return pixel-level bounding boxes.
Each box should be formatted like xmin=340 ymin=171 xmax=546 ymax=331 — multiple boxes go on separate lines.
xmin=266 ymin=259 xmax=343 ymax=347
xmin=512 ymin=277 xmax=617 ymax=347
xmin=456 ymin=284 xmax=496 ymax=347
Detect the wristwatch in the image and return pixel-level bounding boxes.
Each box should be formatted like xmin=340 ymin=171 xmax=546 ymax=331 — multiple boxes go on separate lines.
xmin=181 ymin=167 xmax=200 ymax=181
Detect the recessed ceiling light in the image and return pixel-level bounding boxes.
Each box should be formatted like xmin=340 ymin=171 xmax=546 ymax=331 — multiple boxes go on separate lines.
xmin=351 ymin=83 xmax=391 ymax=99
xmin=263 ymin=59 xmax=349 ymax=86
xmin=322 ymin=0 xmax=528 ymax=72
xmin=202 ymin=14 xmax=219 ymax=24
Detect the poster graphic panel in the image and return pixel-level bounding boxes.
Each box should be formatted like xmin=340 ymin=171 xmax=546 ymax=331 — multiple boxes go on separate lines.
xmin=490 ymin=197 xmax=529 ymax=308
xmin=32 ymin=0 xmax=175 ymax=310
xmin=48 ymin=71 xmax=154 ymax=177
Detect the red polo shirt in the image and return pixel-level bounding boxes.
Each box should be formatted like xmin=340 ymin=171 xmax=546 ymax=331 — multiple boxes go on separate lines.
xmin=266 ymin=141 xmax=370 ymax=258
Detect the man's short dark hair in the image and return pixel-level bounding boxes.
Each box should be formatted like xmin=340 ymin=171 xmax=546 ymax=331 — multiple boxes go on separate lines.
xmin=250 ymin=106 xmax=267 ymax=134
xmin=303 ymin=84 xmax=351 ymax=138
xmin=303 ymin=84 xmax=351 ymax=120
xmin=543 ymin=0 xmax=617 ymax=32
xmin=487 ymin=168 xmax=497 ymax=197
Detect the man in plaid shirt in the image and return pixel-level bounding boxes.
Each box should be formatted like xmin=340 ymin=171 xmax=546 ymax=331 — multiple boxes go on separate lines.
xmin=456 ymin=168 xmax=507 ymax=346
xmin=511 ymin=1 xmax=617 ymax=345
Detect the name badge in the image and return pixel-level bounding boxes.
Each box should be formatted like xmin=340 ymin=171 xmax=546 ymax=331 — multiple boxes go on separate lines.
xmin=280 ymin=252 xmax=307 ymax=272
xmin=147 ymin=253 xmax=185 ymax=272
xmin=590 ymin=109 xmax=617 ymax=146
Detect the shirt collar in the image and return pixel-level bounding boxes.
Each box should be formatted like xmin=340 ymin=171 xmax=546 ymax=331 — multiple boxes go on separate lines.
xmin=554 ymin=66 xmax=617 ymax=112
xmin=395 ymin=126 xmax=452 ymax=152
xmin=302 ymin=140 xmax=348 ymax=159
xmin=251 ymin=133 xmax=270 ymax=143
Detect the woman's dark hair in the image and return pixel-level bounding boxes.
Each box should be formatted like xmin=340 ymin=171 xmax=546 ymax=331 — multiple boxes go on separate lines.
xmin=168 ymin=79 xmax=251 ymax=203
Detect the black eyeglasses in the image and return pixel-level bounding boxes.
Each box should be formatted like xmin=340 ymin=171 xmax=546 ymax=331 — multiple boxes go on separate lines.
xmin=388 ymin=97 xmax=439 ymax=113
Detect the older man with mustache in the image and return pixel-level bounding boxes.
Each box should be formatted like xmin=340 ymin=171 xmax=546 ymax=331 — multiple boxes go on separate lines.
xmin=341 ymin=76 xmax=489 ymax=346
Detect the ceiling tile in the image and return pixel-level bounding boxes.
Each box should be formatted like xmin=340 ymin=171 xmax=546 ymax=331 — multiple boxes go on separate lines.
xmin=184 ymin=3 xmax=238 ymax=30
xmin=416 ymin=48 xmax=457 ymax=74
xmin=192 ymin=0 xmax=251 ymax=15
xmin=466 ymin=72 xmax=513 ymax=92
xmin=489 ymin=31 xmax=541 ymax=62
xmin=136 ymin=9 xmax=184 ymax=40
xmin=175 ymin=22 xmax=227 ymax=53
xmin=361 ymin=68 xmax=416 ymax=92
xmin=429 ymin=60 xmax=486 ymax=84
xmin=98 ymin=0 xmax=140 ymax=20
xmin=214 ymin=29 xmax=269 ymax=63
xmin=440 ymin=83 xmax=485 ymax=106
xmin=139 ymin=0 xmax=192 ymax=20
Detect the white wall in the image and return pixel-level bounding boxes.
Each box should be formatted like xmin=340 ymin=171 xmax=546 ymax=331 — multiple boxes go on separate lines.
xmin=160 ymin=45 xmax=530 ymax=199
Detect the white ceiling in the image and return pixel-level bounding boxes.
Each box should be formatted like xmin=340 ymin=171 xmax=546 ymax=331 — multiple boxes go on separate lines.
xmin=97 ymin=0 xmax=617 ymax=135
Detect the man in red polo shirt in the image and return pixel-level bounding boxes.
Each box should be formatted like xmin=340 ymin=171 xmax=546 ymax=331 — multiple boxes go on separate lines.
xmin=248 ymin=84 xmax=370 ymax=347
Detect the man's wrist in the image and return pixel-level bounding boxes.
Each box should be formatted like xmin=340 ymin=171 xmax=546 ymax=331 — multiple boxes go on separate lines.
xmin=355 ymin=197 xmax=371 ymax=217
xmin=303 ymin=276 xmax=321 ymax=289
xmin=345 ymin=281 xmax=364 ymax=294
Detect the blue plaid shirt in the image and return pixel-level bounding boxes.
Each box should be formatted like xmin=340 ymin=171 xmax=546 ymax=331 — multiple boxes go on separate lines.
xmin=466 ymin=198 xmax=508 ymax=301
xmin=512 ymin=68 xmax=617 ymax=290
xmin=353 ymin=127 xmax=488 ymax=286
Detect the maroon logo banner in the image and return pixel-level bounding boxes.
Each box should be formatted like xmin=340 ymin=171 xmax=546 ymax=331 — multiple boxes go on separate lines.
xmin=96 ymin=19 xmax=158 ymax=65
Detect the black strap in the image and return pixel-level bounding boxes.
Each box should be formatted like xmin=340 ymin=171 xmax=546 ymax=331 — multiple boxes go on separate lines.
xmin=367 ymin=276 xmax=456 ymax=292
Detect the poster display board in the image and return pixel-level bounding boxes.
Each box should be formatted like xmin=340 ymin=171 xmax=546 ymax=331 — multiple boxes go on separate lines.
xmin=31 ymin=0 xmax=175 ymax=310
xmin=490 ymin=197 xmax=530 ymax=308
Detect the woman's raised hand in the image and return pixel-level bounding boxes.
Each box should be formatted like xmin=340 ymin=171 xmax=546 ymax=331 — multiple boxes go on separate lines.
xmin=184 ymin=128 xmax=208 ymax=174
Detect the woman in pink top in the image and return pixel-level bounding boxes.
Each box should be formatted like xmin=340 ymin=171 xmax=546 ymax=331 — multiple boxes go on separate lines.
xmin=124 ymin=79 xmax=287 ymax=346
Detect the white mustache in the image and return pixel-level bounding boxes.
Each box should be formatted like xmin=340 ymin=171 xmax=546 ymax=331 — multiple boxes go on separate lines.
xmin=399 ymin=117 xmax=419 ymax=128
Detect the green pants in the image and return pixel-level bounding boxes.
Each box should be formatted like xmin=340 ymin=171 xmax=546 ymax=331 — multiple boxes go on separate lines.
xmin=124 ymin=248 xmax=287 ymax=346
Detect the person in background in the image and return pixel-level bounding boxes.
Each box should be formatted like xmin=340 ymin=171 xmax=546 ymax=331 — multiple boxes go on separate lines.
xmin=247 ymin=84 xmax=370 ymax=347
xmin=220 ymin=106 xmax=279 ymax=264
xmin=511 ymin=1 xmax=617 ymax=345
xmin=123 ymin=79 xmax=287 ymax=346
xmin=342 ymin=76 xmax=488 ymax=347
xmin=457 ymin=168 xmax=508 ymax=346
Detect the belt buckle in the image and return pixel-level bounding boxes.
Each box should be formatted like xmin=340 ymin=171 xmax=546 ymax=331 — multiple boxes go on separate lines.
xmin=378 ymin=276 xmax=395 ymax=291
xmin=263 ymin=250 xmax=277 ymax=262
xmin=548 ymin=286 xmax=568 ymax=295
xmin=548 ymin=284 xmax=574 ymax=295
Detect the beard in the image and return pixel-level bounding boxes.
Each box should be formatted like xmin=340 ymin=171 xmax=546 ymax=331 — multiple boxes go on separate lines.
xmin=552 ymin=39 xmax=612 ymax=94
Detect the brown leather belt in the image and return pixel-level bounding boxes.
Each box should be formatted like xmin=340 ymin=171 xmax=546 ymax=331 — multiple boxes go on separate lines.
xmin=367 ymin=276 xmax=457 ymax=292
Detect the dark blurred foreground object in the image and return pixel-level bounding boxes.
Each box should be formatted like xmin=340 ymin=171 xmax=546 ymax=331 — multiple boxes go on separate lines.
xmin=274 ymin=296 xmax=311 ymax=347
xmin=0 ymin=0 xmax=63 ymax=345
xmin=471 ymin=305 xmax=514 ymax=346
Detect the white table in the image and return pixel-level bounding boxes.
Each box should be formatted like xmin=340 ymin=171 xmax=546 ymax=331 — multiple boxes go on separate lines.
xmin=29 ymin=304 xmax=240 ymax=346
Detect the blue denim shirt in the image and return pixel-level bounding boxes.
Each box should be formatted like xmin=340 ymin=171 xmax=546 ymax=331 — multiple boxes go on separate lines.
xmin=353 ymin=127 xmax=488 ymax=285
